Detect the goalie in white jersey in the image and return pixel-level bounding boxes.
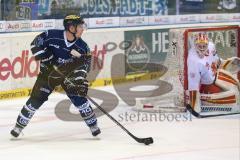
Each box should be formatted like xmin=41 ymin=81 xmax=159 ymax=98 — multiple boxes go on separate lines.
xmin=187 ymin=32 xmax=240 ymax=112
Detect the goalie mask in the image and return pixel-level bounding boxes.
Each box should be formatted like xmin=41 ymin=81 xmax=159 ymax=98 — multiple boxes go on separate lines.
xmin=194 ymin=32 xmax=209 ymax=58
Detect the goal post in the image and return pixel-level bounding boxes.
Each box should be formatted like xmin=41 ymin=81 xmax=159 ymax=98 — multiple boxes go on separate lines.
xmin=134 ymin=25 xmax=240 ymax=113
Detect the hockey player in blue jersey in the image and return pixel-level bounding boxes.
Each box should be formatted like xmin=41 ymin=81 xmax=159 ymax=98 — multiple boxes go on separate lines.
xmin=10 ymin=15 xmax=101 ymax=138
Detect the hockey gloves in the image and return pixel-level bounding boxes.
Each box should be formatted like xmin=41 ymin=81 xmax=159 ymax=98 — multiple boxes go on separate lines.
xmin=63 ymin=78 xmax=89 ymax=97
xmin=63 ymin=69 xmax=89 ymax=97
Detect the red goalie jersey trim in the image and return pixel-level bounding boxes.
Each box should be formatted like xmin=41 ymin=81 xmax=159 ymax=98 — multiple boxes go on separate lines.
xmin=200 ymin=84 xmax=222 ymax=94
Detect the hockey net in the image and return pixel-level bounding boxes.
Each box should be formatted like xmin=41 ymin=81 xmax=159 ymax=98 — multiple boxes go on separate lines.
xmin=134 ymin=26 xmax=240 ymax=113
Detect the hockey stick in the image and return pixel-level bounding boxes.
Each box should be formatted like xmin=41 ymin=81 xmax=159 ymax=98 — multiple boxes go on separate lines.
xmin=186 ymin=104 xmax=240 ymax=118
xmin=50 ymin=61 xmax=153 ymax=145
xmin=86 ymin=95 xmax=154 ymax=145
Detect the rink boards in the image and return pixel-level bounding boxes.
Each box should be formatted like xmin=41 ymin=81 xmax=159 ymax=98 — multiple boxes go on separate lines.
xmin=0 ymin=22 xmax=239 ymax=99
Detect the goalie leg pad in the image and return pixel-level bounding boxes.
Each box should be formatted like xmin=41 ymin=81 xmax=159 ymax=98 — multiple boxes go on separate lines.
xmin=215 ymin=69 xmax=240 ymax=91
xmin=200 ymin=90 xmax=238 ymax=105
xmin=200 ymin=69 xmax=240 ymax=107
xmin=185 ymin=90 xmax=201 ymax=112
xmin=200 ymin=84 xmax=223 ymax=94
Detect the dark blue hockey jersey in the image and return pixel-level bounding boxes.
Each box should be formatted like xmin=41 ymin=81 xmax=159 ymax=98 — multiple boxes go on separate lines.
xmin=31 ymin=29 xmax=91 ymax=72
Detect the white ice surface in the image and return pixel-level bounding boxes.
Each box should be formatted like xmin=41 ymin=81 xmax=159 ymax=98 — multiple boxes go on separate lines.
xmin=0 ymin=86 xmax=239 ymax=160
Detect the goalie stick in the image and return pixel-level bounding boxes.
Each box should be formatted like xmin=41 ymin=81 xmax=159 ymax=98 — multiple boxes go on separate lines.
xmin=186 ymin=104 xmax=240 ymax=118
xmin=86 ymin=95 xmax=154 ymax=145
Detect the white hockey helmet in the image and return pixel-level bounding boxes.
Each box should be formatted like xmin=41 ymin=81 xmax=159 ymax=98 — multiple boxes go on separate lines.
xmin=194 ymin=32 xmax=209 ymax=58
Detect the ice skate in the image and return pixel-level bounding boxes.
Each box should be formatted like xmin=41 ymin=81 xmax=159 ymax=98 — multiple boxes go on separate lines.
xmin=10 ymin=125 xmax=23 ymax=138
xmin=90 ymin=125 xmax=101 ymax=137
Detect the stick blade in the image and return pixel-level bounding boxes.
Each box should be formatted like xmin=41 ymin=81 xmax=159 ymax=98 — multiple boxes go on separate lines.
xmin=136 ymin=137 xmax=154 ymax=145
xmin=144 ymin=137 xmax=154 ymax=145
xmin=186 ymin=104 xmax=240 ymax=118
xmin=186 ymin=104 xmax=202 ymax=118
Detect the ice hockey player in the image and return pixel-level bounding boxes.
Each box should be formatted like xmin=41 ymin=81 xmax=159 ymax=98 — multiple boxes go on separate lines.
xmin=187 ymin=32 xmax=240 ymax=113
xmin=10 ymin=15 xmax=101 ymax=138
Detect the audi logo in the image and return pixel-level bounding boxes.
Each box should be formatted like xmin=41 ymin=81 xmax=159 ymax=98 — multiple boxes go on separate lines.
xmin=44 ymin=22 xmax=54 ymax=28
xmin=21 ymin=23 xmax=31 ymax=29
